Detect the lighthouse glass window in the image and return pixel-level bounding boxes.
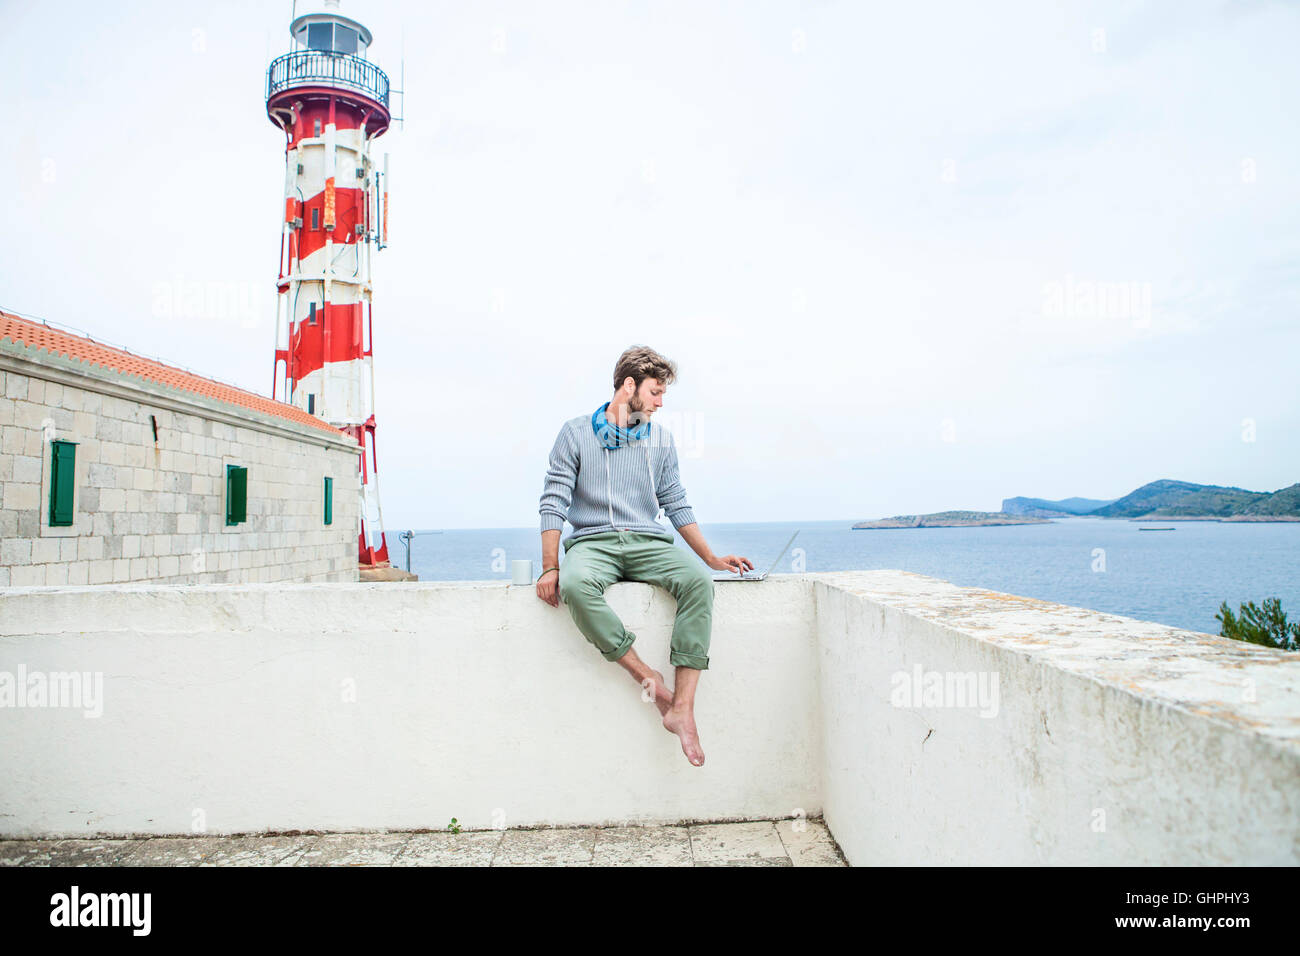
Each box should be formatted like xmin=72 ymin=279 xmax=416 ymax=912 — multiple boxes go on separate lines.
xmin=301 ymin=22 xmax=363 ymax=56
xmin=334 ymin=27 xmax=358 ymax=55
xmin=307 ymin=23 xmax=332 ymax=51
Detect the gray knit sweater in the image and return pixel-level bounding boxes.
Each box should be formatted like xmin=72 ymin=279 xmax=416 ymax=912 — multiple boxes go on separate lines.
xmin=538 ymin=413 xmax=698 ymax=547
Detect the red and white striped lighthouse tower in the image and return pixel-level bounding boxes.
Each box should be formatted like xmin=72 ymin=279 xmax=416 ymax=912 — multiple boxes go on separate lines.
xmin=265 ymin=0 xmax=394 ymax=567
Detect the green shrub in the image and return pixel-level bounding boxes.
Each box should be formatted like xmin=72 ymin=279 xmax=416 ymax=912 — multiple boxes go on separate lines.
xmin=1216 ymin=598 xmax=1300 ymax=651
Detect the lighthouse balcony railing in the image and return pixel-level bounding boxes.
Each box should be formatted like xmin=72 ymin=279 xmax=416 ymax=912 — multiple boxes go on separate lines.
xmin=267 ymin=50 xmax=390 ymax=109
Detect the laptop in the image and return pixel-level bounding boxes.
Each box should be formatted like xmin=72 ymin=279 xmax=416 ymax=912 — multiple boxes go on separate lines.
xmin=712 ymin=531 xmax=799 ymax=582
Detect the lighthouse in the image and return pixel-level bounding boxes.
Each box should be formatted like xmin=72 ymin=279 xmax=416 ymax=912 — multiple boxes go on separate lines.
xmin=265 ymin=0 xmax=394 ymax=568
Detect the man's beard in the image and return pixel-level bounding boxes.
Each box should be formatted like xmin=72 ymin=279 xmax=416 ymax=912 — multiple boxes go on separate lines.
xmin=627 ymin=394 xmax=650 ymax=428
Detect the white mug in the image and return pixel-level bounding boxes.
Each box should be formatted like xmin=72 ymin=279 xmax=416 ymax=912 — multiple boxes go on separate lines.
xmin=511 ymin=559 xmax=533 ymax=586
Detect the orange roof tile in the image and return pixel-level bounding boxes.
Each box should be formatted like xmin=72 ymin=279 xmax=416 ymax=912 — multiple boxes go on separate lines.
xmin=0 ymin=310 xmax=346 ymax=438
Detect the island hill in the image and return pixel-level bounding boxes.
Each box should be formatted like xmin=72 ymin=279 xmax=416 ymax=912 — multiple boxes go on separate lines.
xmin=853 ymin=479 xmax=1300 ymax=529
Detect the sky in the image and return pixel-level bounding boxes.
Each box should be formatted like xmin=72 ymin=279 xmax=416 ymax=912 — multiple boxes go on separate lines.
xmin=3 ymin=0 xmax=1298 ymax=530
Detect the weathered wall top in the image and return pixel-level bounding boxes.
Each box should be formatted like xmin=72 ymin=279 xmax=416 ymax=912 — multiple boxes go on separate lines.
xmin=814 ymin=570 xmax=1300 ymax=754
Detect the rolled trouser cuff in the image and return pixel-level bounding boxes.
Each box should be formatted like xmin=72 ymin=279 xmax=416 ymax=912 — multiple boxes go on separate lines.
xmin=602 ymin=629 xmax=636 ymax=662
xmin=669 ymin=651 xmax=709 ymax=670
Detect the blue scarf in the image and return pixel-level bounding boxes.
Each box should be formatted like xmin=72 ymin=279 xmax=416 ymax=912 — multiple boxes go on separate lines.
xmin=592 ymin=401 xmax=650 ymax=449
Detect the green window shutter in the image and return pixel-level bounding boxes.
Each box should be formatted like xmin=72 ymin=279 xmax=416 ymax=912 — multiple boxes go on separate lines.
xmin=225 ymin=465 xmax=234 ymax=524
xmin=233 ymin=466 xmax=247 ymax=523
xmin=226 ymin=464 xmax=247 ymax=525
xmin=323 ymin=476 xmax=333 ymax=525
xmin=49 ymin=440 xmax=78 ymax=527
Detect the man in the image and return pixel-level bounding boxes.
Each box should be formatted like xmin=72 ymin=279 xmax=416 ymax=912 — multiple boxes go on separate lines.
xmin=536 ymin=346 xmax=752 ymax=767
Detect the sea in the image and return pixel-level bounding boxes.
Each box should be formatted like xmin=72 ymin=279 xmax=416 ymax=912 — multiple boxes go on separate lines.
xmin=394 ymin=517 xmax=1300 ymax=637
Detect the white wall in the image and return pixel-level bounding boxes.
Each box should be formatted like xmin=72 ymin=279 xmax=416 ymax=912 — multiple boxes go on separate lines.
xmin=2 ymin=570 xmax=1297 ymax=864
xmin=0 ymin=577 xmax=822 ymax=837
xmin=813 ymin=571 xmax=1300 ymax=865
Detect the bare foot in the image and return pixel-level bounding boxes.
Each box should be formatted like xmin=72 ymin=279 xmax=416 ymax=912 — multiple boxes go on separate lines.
xmin=640 ymin=669 xmax=674 ymax=717
xmin=662 ymin=706 xmax=705 ymax=767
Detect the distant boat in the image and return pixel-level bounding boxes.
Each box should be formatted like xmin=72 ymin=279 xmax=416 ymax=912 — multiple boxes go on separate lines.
xmin=1139 ymin=527 xmax=1176 ymax=531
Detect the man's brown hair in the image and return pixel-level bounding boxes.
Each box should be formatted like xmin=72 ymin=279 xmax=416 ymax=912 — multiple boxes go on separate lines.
xmin=613 ymin=345 xmax=677 ymax=392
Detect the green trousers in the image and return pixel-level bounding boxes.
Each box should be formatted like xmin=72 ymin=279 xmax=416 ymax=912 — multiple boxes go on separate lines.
xmin=560 ymin=530 xmax=714 ymax=670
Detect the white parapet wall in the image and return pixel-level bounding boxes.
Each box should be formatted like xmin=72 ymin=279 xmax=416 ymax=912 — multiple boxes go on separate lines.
xmin=1 ymin=570 xmax=1297 ymax=864
xmin=0 ymin=577 xmax=823 ymax=839
xmin=813 ymin=572 xmax=1300 ymax=866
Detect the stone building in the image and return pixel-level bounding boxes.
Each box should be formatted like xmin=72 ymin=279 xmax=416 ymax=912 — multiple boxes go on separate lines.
xmin=0 ymin=310 xmax=361 ymax=586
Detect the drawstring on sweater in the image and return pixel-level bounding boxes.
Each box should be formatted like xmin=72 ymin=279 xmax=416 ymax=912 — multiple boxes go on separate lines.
xmin=603 ymin=442 xmax=664 ymax=527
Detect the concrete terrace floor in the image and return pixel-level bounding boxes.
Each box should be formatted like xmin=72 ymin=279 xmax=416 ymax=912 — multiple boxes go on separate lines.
xmin=0 ymin=818 xmax=846 ymax=867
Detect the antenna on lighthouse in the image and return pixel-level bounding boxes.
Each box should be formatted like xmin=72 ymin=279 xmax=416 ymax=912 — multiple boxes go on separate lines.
xmin=382 ymin=152 xmax=390 ymax=249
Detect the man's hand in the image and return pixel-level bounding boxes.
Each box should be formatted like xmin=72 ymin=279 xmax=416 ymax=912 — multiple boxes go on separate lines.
xmin=708 ymin=554 xmax=754 ymax=575
xmin=677 ymin=524 xmax=753 ymax=575
xmin=539 ymin=530 xmax=562 ymax=606
xmin=536 ymin=568 xmax=561 ymax=607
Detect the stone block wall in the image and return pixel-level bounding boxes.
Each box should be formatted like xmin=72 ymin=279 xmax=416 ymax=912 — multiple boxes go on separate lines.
xmin=0 ymin=356 xmax=361 ymax=586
